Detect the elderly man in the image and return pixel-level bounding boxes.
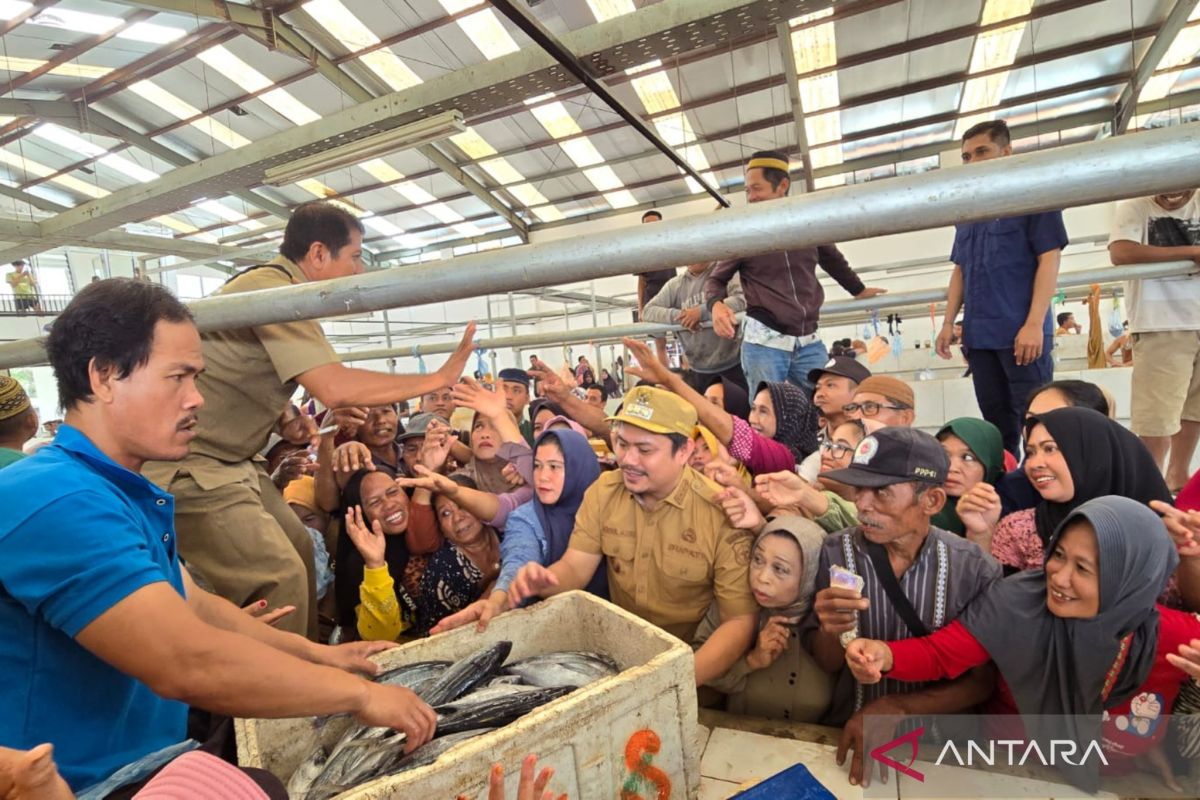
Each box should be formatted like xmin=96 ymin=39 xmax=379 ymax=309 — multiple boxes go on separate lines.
xmin=506 ymin=386 xmax=758 ymax=686
xmin=804 ymin=427 xmax=1000 ymax=786
xmin=0 ymin=279 xmax=436 ymax=795
xmin=844 ymin=375 xmax=915 ymax=428
xmin=0 ymin=375 xmax=37 ymax=469
xmin=142 ymin=201 xmax=475 ymax=638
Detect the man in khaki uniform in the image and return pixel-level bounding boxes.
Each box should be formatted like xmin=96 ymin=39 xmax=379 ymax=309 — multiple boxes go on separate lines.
xmin=509 ymin=385 xmax=757 ymax=685
xmin=144 ymin=202 xmax=475 ymax=637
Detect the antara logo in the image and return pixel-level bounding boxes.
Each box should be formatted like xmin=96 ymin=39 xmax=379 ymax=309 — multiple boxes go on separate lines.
xmin=869 ymin=726 xmax=1110 ymax=782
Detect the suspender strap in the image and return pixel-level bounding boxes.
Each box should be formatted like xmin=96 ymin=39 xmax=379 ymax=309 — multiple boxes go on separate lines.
xmin=863 ymin=540 xmax=931 ymax=639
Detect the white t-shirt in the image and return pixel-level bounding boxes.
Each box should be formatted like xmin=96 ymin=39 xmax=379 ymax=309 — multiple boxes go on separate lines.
xmin=1108 ymin=195 xmax=1200 ymax=333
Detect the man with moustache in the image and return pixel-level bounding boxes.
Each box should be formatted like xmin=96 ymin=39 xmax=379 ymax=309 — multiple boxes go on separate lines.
xmin=0 ymin=279 xmax=436 ymax=795
xmin=507 ymin=386 xmax=757 ymax=686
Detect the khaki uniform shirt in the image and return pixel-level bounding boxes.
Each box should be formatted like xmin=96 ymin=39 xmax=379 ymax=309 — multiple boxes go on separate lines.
xmin=569 ymin=468 xmax=757 ymax=641
xmin=182 ymin=256 xmax=337 ymax=464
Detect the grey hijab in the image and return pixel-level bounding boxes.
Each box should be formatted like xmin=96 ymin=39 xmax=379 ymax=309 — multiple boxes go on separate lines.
xmin=756 ymin=515 xmax=827 ymax=623
xmin=960 ymin=496 xmax=1178 ymax=792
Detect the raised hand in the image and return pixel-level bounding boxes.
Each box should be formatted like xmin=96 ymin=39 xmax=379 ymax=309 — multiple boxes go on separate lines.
xmin=438 ymin=321 xmax=478 ymax=386
xmin=716 ymin=486 xmax=765 ymax=531
xmin=345 ymin=506 xmax=387 ymax=569
xmin=333 ymin=441 xmax=375 ymax=474
xmin=621 ymin=337 xmax=674 ymax=387
xmin=395 ymin=464 xmax=458 ymax=495
xmin=1151 ymin=500 xmax=1200 ymax=559
xmin=420 ymin=430 xmax=454 ymax=473
xmin=527 ymin=360 xmax=570 ymax=404
xmin=754 ymin=470 xmax=819 ymax=511
xmin=955 ymin=482 xmax=1001 ymax=549
xmin=453 ymin=376 xmax=506 ymax=419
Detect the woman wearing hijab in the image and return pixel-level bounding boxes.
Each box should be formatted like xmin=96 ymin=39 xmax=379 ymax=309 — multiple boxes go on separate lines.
xmin=430 ymin=429 xmax=602 ymax=634
xmin=693 ymin=516 xmax=832 ymax=721
xmin=931 ymin=418 xmax=1005 ymax=540
xmin=334 ymin=470 xmax=438 ymax=641
xmin=990 ymin=407 xmax=1172 ymax=574
xmin=623 ymin=337 xmax=819 ymax=475
xmin=846 ymin=496 xmax=1199 ymax=793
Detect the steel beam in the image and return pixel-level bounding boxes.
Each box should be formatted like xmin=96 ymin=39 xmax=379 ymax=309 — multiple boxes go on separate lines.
xmin=775 ymin=21 xmax=815 ymax=194
xmin=1 ymin=123 xmax=1197 ymax=367
xmin=1114 ymin=0 xmax=1200 ymax=134
xmin=0 ymin=184 xmax=70 ymax=214
xmin=488 ymin=0 xmax=728 ymax=208
xmin=0 ymin=219 xmax=253 ymax=260
xmin=337 ymin=261 xmax=1195 ymax=362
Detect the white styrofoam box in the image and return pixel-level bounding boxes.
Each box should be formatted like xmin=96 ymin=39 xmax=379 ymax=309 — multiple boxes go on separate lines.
xmin=236 ymin=591 xmax=701 ymax=799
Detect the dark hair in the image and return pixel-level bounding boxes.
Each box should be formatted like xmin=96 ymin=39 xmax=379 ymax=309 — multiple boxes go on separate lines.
xmin=641 ymin=210 xmax=662 ymax=222
xmin=530 ymin=399 xmax=566 ymax=421
xmin=1056 ymin=312 xmax=1073 ymax=326
xmin=584 ymin=382 xmax=608 ymax=402
xmin=748 ymin=149 xmax=791 ymax=193
xmin=0 ymin=406 xmax=34 ymax=440
xmin=1028 ymin=379 xmax=1109 ymax=416
xmin=447 ymin=473 xmax=478 ymax=491
xmin=962 ymin=120 xmax=1010 ymax=148
xmin=667 ymin=432 xmax=689 ymax=454
xmin=279 ymin=201 xmax=365 ymax=264
xmin=46 ymin=279 xmax=193 ymax=410
xmin=833 ymin=418 xmax=866 ymax=439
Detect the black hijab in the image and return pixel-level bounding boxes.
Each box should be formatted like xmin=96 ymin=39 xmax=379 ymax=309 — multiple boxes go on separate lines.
xmin=757 ymin=380 xmax=820 ymax=463
xmin=962 ymin=496 xmax=1178 ymax=792
xmin=1027 ymin=407 xmax=1172 ymax=545
xmin=334 ymin=470 xmax=414 ymax=633
xmin=711 ymin=376 xmax=751 ymax=421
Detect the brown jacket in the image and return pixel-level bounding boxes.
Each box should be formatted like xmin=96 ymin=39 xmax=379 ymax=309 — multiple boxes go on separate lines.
xmin=704 ymin=245 xmax=865 ymax=337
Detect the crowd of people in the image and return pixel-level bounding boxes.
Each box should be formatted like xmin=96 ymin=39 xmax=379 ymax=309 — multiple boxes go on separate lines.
xmin=2 ymin=118 xmax=1200 ymax=800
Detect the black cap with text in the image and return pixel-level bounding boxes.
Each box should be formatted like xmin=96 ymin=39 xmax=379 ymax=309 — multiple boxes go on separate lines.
xmin=820 ymin=427 xmax=948 ymax=488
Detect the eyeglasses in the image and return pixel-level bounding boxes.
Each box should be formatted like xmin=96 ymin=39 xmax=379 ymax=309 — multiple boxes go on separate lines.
xmin=819 ymin=440 xmax=855 ymax=458
xmin=843 ymin=401 xmax=909 ymax=417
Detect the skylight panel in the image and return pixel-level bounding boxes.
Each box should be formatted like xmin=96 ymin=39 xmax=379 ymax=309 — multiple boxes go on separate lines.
xmin=585 ymin=0 xmax=635 ymax=21
xmin=303 ymin=0 xmax=422 ymax=91
xmin=1139 ymin=12 xmax=1200 ymax=103
xmin=953 ymin=0 xmax=1034 ymax=137
xmin=0 ymin=55 xmax=109 ymax=79
xmin=791 ymin=8 xmax=843 ymax=175
xmin=198 ymin=46 xmax=322 ymax=125
xmin=128 ymin=81 xmax=251 ymax=150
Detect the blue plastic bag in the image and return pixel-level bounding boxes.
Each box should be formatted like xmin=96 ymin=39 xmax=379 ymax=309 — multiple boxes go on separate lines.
xmin=730 ymin=763 xmax=837 ymax=799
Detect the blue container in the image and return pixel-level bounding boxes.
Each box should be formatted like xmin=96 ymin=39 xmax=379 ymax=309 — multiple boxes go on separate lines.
xmin=729 ymin=763 xmax=837 ymax=800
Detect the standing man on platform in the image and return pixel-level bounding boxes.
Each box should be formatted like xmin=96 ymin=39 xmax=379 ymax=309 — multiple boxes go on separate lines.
xmin=935 ymin=120 xmax=1068 ymax=455
xmin=143 ymin=202 xmax=475 ymax=639
xmin=705 ymin=151 xmax=886 ymax=391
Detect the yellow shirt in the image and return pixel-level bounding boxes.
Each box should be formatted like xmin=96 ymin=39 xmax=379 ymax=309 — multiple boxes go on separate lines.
xmin=568 ymin=467 xmax=757 ymax=640
xmin=184 ymin=256 xmax=338 ymax=463
xmin=358 ymin=565 xmax=411 ymax=641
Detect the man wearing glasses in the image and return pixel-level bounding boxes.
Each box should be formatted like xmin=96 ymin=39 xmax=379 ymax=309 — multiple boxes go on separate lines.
xmin=842 ymin=376 xmax=915 ymax=427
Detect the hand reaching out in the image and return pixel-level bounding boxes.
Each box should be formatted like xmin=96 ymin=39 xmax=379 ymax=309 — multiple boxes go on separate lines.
xmin=746 ymin=616 xmax=792 ymax=670
xmin=621 ymin=337 xmax=674 ymax=387
xmin=345 ymin=506 xmax=387 ymax=569
xmin=716 ymin=486 xmax=766 ymax=531
xmin=453 ymin=376 xmax=506 ymax=419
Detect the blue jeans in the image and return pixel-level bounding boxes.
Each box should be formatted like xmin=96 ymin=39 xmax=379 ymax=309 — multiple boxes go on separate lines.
xmin=741 ymin=338 xmax=829 ymax=394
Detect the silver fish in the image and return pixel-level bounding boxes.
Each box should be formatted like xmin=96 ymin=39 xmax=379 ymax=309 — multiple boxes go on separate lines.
xmin=436 ymin=685 xmax=573 ymax=736
xmin=286 ymin=744 xmax=327 ymax=799
xmin=438 ymin=682 xmax=545 ymax=708
xmin=421 ymin=640 xmax=512 ymax=705
xmin=307 ymin=731 xmax=408 ymax=799
xmin=376 ymin=660 xmax=451 ymax=689
xmin=385 ymin=728 xmax=496 ymax=775
xmin=502 ymin=651 xmax=619 ymax=688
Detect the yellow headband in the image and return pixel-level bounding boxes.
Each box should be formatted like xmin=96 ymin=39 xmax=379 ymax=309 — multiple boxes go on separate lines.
xmin=747 ymin=157 xmax=790 ymax=173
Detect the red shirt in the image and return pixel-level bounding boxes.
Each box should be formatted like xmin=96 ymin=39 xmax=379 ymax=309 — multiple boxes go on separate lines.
xmin=886 ymin=606 xmax=1200 ymax=768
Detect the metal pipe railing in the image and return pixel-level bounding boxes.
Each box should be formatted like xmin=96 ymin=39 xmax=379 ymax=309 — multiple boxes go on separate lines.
xmin=336 ymin=260 xmax=1195 ymax=361
xmin=1 ymin=123 xmax=1197 ymax=369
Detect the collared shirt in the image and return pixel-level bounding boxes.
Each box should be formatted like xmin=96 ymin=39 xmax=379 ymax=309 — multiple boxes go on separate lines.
xmin=806 ymin=526 xmax=1001 ymax=725
xmin=158 ymin=256 xmax=338 ymax=465
xmin=951 ymin=212 xmax=1068 ymax=350
xmin=568 ymin=468 xmax=757 ymax=641
xmin=0 ymin=425 xmax=188 ymax=790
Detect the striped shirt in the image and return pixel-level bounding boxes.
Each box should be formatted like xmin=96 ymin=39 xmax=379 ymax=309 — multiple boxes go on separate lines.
xmin=808 ymin=526 xmax=1001 ymax=725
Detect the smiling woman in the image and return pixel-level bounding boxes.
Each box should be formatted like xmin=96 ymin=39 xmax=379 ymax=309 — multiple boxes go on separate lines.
xmin=989 ymin=407 xmax=1172 ymax=573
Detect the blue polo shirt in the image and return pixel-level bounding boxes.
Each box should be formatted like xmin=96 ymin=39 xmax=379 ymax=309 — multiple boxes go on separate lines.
xmin=950 ymin=211 xmax=1069 ymax=350
xmin=0 ymin=425 xmax=188 ymax=790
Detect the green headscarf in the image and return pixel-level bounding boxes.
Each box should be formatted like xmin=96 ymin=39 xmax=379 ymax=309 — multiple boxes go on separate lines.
xmin=931 ymin=417 xmax=1004 ymax=535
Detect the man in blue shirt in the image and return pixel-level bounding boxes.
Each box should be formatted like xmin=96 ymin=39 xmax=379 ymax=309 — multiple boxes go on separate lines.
xmin=0 ymin=279 xmax=436 ymax=793
xmin=935 ymin=120 xmax=1068 ymax=454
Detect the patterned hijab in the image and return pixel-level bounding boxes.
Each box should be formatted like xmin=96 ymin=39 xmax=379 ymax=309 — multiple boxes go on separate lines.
xmin=757 ymin=381 xmax=820 ymax=463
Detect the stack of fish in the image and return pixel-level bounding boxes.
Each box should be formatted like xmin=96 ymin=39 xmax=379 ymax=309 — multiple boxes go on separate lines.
xmin=287 ymin=642 xmax=620 ymax=800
